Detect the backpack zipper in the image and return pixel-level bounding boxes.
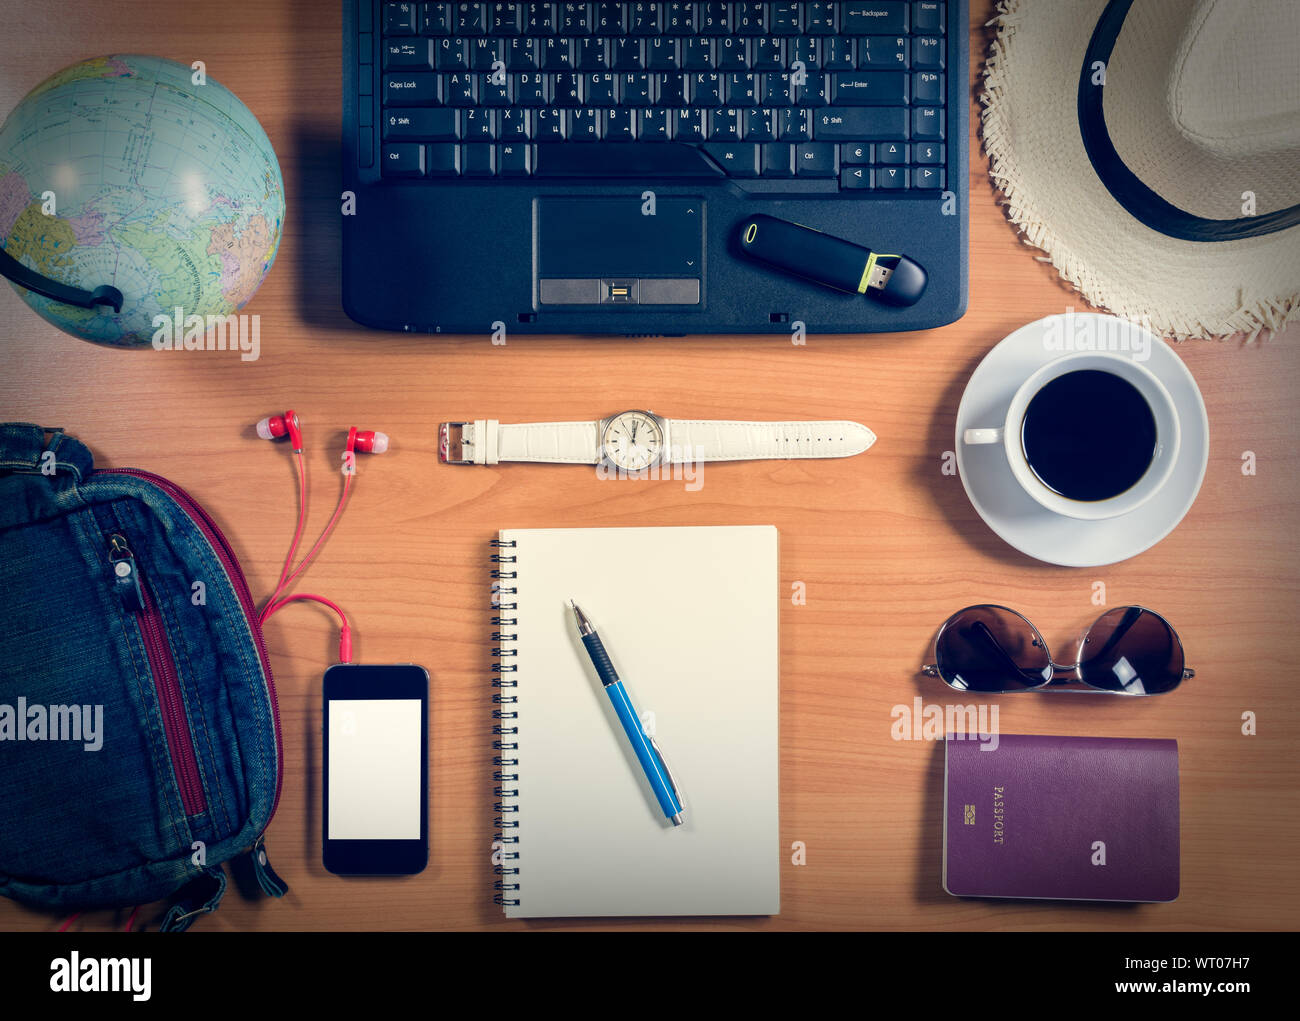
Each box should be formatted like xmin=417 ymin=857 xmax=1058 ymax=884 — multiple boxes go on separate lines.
xmin=109 ymin=533 xmax=207 ymax=816
xmin=93 ymin=469 xmax=283 ymax=822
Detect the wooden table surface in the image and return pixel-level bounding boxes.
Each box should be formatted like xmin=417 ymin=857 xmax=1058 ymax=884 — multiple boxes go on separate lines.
xmin=1 ymin=1 xmax=1297 ymax=931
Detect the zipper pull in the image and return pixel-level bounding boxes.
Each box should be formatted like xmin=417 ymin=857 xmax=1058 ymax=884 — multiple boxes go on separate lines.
xmin=249 ymin=835 xmax=289 ymax=898
xmin=108 ymin=533 xmax=145 ymax=612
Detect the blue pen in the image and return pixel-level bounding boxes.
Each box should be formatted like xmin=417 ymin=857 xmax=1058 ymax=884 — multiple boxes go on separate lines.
xmin=570 ymin=601 xmax=685 ymax=826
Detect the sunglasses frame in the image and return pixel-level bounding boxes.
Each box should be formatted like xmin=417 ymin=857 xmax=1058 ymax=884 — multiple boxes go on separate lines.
xmin=920 ymin=604 xmax=1195 ymax=696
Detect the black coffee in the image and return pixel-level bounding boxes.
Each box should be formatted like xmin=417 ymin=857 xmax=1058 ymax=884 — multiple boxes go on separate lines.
xmin=1020 ymin=369 xmax=1157 ymax=502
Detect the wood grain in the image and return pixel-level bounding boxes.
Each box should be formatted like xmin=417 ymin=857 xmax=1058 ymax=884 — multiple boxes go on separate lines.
xmin=1 ymin=1 xmax=1297 ymax=931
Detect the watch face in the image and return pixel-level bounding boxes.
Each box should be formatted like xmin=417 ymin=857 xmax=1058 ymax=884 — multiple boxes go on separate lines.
xmin=601 ymin=411 xmax=665 ymax=471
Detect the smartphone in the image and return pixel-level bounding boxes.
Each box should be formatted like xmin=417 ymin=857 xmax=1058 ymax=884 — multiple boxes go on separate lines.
xmin=322 ymin=663 xmax=429 ymax=876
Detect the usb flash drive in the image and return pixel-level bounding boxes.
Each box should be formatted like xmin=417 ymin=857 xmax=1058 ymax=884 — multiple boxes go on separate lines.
xmin=735 ymin=214 xmax=928 ymax=307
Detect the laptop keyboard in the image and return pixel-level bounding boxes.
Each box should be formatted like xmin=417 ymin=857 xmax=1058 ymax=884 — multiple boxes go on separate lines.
xmin=360 ymin=2 xmax=950 ymax=191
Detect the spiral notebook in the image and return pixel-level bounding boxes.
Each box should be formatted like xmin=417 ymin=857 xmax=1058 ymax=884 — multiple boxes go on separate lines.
xmin=491 ymin=525 xmax=780 ymax=918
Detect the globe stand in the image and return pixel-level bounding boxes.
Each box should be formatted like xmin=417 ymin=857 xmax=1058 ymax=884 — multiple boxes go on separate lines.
xmin=0 ymin=247 xmax=123 ymax=313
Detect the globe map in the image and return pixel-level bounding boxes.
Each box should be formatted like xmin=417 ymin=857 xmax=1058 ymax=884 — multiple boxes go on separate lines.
xmin=0 ymin=54 xmax=283 ymax=345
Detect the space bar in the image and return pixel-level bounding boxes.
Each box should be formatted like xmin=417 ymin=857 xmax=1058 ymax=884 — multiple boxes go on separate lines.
xmin=534 ymin=143 xmax=725 ymax=178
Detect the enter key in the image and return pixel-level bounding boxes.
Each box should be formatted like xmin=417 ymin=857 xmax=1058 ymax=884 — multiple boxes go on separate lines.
xmin=832 ymin=72 xmax=908 ymax=106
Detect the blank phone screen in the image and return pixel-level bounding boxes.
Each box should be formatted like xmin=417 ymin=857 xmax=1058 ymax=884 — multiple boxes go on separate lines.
xmin=327 ymin=698 xmax=422 ymax=840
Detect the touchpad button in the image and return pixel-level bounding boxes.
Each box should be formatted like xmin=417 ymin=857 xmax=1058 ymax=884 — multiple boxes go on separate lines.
xmin=536 ymin=196 xmax=703 ymax=306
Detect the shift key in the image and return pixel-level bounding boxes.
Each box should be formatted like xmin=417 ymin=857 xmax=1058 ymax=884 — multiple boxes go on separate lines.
xmin=383 ymin=108 xmax=459 ymax=140
xmin=814 ymin=107 xmax=908 ymax=141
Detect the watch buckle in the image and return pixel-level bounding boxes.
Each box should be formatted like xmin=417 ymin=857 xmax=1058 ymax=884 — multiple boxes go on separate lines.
xmin=438 ymin=422 xmax=473 ymax=465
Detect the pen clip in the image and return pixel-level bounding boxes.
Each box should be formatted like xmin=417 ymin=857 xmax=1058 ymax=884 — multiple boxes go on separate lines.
xmin=648 ymin=732 xmax=685 ymax=807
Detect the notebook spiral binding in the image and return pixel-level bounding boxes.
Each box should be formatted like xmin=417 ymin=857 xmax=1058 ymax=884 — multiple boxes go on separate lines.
xmin=490 ymin=538 xmax=521 ymax=907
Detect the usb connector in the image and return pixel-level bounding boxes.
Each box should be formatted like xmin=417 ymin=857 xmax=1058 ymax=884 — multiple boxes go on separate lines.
xmin=865 ymin=261 xmax=895 ymax=292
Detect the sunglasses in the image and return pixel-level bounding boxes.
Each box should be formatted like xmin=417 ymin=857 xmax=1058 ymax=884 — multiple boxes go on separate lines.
xmin=921 ymin=605 xmax=1194 ymax=696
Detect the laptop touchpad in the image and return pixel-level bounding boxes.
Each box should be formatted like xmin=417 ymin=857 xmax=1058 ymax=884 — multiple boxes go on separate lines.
xmin=536 ymin=197 xmax=703 ymax=307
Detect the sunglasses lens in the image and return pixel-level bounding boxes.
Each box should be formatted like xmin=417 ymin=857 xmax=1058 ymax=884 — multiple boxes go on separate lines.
xmin=934 ymin=606 xmax=1052 ymax=692
xmin=1079 ymin=607 xmax=1185 ymax=694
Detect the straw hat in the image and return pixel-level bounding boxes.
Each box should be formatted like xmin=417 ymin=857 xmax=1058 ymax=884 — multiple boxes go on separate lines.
xmin=982 ymin=0 xmax=1300 ymax=340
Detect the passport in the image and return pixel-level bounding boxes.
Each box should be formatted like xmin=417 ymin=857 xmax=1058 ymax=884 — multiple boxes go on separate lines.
xmin=943 ymin=733 xmax=1180 ymax=902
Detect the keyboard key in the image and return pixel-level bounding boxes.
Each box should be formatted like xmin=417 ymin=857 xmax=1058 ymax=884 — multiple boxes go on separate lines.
xmin=554 ymin=72 xmax=583 ymax=104
xmin=426 ymin=142 xmax=461 ymax=174
xmin=490 ymin=3 xmax=522 ymax=34
xmin=621 ymin=72 xmax=655 ymax=105
xmin=515 ymin=72 xmax=548 ymax=104
xmin=534 ymin=107 xmax=565 ymax=139
xmin=385 ymin=39 xmax=434 ymax=68
xmin=912 ymin=36 xmax=944 ymax=69
xmin=385 ymin=2 xmax=418 ymax=34
xmin=455 ymin=3 xmax=487 ymax=34
xmin=381 ymin=142 xmax=425 ymax=175
xmin=647 ymin=37 xmax=681 ymax=70
xmin=776 ymin=108 xmax=812 ymax=140
xmin=604 ymin=106 xmax=635 ymax=138
xmin=463 ymin=142 xmax=497 ymax=175
xmin=384 ymin=72 xmax=443 ymax=104
xmin=912 ymin=105 xmax=944 ymax=139
xmin=912 ymin=166 xmax=945 ymax=188
xmin=444 ymin=71 xmax=477 ymax=104
xmin=689 ymin=72 xmax=722 ymax=106
xmin=573 ymin=37 xmax=607 ymax=69
xmin=732 ymin=3 xmax=765 ymax=35
xmin=913 ymin=1 xmax=944 ymax=34
xmin=842 ymin=2 xmax=908 ymax=35
xmin=697 ymin=3 xmax=730 ymax=35
xmin=858 ymin=35 xmax=907 ymax=67
xmin=840 ymin=142 xmax=870 ymax=164
xmin=467 ymin=37 xmax=501 ymax=69
xmin=567 ymin=108 xmax=601 ymax=140
xmin=753 ymin=37 xmax=783 ymax=70
xmin=384 ymin=108 xmax=459 ymax=139
xmin=875 ymin=165 xmax=907 ymax=188
xmin=745 ymin=107 xmax=776 ymax=141
xmin=795 ymin=142 xmax=837 ymax=176
xmin=533 ymin=142 xmax=723 ymax=176
xmin=639 ymin=108 xmax=670 ymax=140
xmin=813 ymin=107 xmax=907 ymax=140
xmin=709 ymin=107 xmax=741 ymax=140
xmin=833 ymin=72 xmax=907 ymax=105
xmin=913 ymin=71 xmax=943 ymax=105
xmin=558 ymin=3 xmax=590 ymax=35
xmin=841 ymin=165 xmax=871 ymax=188
xmin=422 ymin=3 xmax=453 ymax=35
xmin=664 ymin=2 xmax=696 ymax=34
xmin=461 ymin=107 xmax=497 ymax=139
xmin=505 ymin=36 xmax=539 ymax=68
xmin=629 ymin=2 xmax=663 ymax=35
xmin=525 ymin=2 xmax=556 ymax=34
xmin=702 ymin=142 xmax=759 ymax=176
xmin=823 ymin=37 xmax=855 ymax=70
xmin=612 ymin=37 xmax=644 ymax=69
xmin=761 ymin=142 xmax=795 ymax=176
xmin=876 ymin=140 xmax=907 ymax=163
xmin=716 ymin=36 xmax=750 ymax=70
xmin=499 ymin=106 xmax=532 ymax=137
xmin=726 ymin=73 xmax=761 ymax=106
xmin=435 ymin=37 xmax=469 ymax=69
xmin=913 ymin=141 xmax=944 ymax=163
xmin=587 ymin=72 xmax=618 ymax=104
xmin=657 ymin=73 xmax=688 ymax=106
xmin=682 ymin=37 xmax=714 ymax=69
xmin=769 ymin=3 xmax=801 ymax=35
xmin=804 ymin=2 xmax=836 ymax=34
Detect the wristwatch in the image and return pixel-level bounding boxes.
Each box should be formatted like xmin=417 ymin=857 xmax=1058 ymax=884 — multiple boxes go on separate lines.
xmin=438 ymin=411 xmax=876 ymax=469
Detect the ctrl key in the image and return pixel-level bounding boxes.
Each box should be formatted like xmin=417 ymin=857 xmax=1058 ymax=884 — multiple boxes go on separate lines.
xmin=381 ymin=143 xmax=425 ymax=177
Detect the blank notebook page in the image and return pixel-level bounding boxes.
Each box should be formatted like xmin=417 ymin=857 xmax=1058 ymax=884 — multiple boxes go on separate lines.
xmin=499 ymin=525 xmax=780 ymax=918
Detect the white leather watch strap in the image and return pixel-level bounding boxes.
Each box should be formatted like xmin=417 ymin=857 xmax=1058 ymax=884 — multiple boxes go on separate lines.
xmin=667 ymin=419 xmax=876 ymax=462
xmin=462 ymin=419 xmax=600 ymax=464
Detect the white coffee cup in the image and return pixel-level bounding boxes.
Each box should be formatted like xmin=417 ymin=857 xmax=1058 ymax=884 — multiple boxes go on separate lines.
xmin=962 ymin=351 xmax=1181 ymax=521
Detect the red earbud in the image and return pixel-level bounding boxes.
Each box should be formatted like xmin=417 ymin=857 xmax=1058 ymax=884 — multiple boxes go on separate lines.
xmin=256 ymin=410 xmax=303 ymax=452
xmin=349 ymin=428 xmax=389 ymax=454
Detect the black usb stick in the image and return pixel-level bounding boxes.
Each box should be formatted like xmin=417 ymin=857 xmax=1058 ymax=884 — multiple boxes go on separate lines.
xmin=735 ymin=214 xmax=928 ymax=307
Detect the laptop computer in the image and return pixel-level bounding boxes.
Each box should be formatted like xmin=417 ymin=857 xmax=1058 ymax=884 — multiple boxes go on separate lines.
xmin=342 ymin=2 xmax=968 ymax=335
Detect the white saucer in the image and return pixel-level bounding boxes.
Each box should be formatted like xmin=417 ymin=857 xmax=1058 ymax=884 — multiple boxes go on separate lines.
xmin=954 ymin=314 xmax=1209 ymax=567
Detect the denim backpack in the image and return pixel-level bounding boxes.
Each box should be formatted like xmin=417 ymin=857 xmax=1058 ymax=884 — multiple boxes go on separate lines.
xmin=0 ymin=424 xmax=286 ymax=930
